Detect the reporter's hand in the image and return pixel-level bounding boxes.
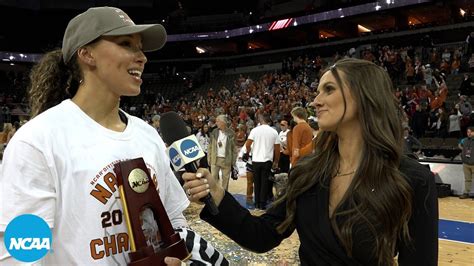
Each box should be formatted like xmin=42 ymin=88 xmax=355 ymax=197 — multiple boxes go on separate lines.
xmin=182 ymin=168 xmax=225 ymax=206
xmin=164 ymin=256 xmax=184 ymax=265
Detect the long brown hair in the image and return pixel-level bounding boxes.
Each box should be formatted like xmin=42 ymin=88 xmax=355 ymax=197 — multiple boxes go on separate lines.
xmin=275 ymin=58 xmax=413 ymax=265
xmin=28 ymin=49 xmax=82 ymax=117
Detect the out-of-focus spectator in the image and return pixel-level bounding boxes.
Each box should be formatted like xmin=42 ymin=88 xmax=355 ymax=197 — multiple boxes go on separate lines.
xmin=460 ymin=74 xmax=474 ymax=97
xmin=151 ymin=114 xmax=161 ymax=135
xmin=449 ymin=106 xmax=462 ymax=139
xmin=403 ymin=126 xmax=422 ymax=155
xmin=469 ymin=54 xmax=474 ymax=72
xmin=466 ymin=31 xmax=474 ymax=57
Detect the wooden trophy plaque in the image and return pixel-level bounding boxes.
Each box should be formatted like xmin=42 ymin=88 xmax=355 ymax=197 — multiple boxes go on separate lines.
xmin=114 ymin=158 xmax=190 ymax=265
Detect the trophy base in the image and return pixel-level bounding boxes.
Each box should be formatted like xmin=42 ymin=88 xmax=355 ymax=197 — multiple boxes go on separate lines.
xmin=128 ymin=239 xmax=190 ymax=266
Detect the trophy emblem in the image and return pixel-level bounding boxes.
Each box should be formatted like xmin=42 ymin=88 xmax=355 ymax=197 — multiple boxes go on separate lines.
xmin=114 ymin=158 xmax=190 ymax=265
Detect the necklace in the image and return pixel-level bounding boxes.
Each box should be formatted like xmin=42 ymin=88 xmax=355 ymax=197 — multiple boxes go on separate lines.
xmin=335 ymin=170 xmax=355 ymax=177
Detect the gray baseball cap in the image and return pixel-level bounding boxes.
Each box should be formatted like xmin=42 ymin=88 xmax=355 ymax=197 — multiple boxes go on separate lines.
xmin=62 ymin=6 xmax=167 ymax=63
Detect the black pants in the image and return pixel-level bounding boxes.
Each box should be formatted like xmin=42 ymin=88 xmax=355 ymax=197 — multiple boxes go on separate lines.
xmin=279 ymin=154 xmax=290 ymax=173
xmin=253 ymin=161 xmax=272 ymax=209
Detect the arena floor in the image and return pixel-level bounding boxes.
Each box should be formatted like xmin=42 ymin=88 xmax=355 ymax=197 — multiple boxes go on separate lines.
xmin=183 ymin=173 xmax=474 ymax=265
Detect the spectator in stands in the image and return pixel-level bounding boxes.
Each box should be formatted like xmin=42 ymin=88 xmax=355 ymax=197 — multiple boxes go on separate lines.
xmin=439 ymin=60 xmax=450 ymax=76
xmin=0 ymin=122 xmax=12 ymax=147
xmin=183 ymin=58 xmax=438 ymax=265
xmin=459 ymin=126 xmax=474 ymax=199
xmin=208 ymin=116 xmax=217 ymax=132
xmin=235 ymin=123 xmax=247 ymax=148
xmin=411 ymin=104 xmax=429 ymax=138
xmin=435 ymin=107 xmax=449 ymax=138
xmin=459 ymin=95 xmax=473 ymax=115
xmin=448 ymin=106 xmax=462 ymax=139
xmin=0 ymin=6 xmax=227 ymax=265
xmin=469 ymin=54 xmax=474 ymax=72
xmin=403 ymin=126 xmax=422 ymax=155
xmin=208 ymin=114 xmax=236 ymax=191
xmin=422 ymin=64 xmax=433 ymax=87
xmin=405 ymin=59 xmax=415 ymax=85
xmin=151 ymin=114 xmax=161 ymax=135
xmin=429 ymin=83 xmax=448 ymax=111
xmin=460 ymin=73 xmax=474 ymax=97
xmin=441 ymin=48 xmax=451 ymax=63
xmin=451 ymin=56 xmax=461 ymax=75
xmin=466 ymin=31 xmax=474 ymax=57
xmin=5 ymin=121 xmax=19 ymax=145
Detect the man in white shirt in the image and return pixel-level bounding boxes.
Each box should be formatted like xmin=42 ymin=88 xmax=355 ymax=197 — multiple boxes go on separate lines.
xmin=245 ymin=114 xmax=280 ymax=210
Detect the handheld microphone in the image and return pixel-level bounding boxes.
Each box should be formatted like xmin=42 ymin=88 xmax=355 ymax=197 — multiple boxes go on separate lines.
xmin=161 ymin=111 xmax=219 ymax=215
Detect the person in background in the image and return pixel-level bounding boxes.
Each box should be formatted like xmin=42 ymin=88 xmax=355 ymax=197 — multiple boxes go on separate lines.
xmin=0 ymin=7 xmax=226 ymax=265
xmin=195 ymin=123 xmax=210 ymax=169
xmin=239 ymin=145 xmax=255 ymax=208
xmin=403 ymin=126 xmax=422 ymax=156
xmin=151 ymin=114 xmax=161 ymax=135
xmin=459 ymin=73 xmax=473 ymax=97
xmin=290 ymin=107 xmax=313 ymax=166
xmin=182 ymin=58 xmax=438 ymax=265
xmin=298 ymin=120 xmax=320 ymax=158
xmin=448 ymin=105 xmax=462 ymax=139
xmin=235 ymin=123 xmax=247 ymax=148
xmin=208 ymin=114 xmax=236 ymax=191
xmin=282 ymin=120 xmax=296 ymax=168
xmin=459 ymin=126 xmax=474 ymax=199
xmin=244 ymin=113 xmax=280 ymax=210
xmin=278 ymin=119 xmax=290 ymax=173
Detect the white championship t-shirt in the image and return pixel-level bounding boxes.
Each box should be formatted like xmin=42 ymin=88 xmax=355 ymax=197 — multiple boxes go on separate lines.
xmin=0 ymin=100 xmax=189 ymax=265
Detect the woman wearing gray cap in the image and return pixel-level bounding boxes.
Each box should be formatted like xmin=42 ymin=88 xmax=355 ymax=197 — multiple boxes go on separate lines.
xmin=0 ymin=6 xmax=226 ymax=265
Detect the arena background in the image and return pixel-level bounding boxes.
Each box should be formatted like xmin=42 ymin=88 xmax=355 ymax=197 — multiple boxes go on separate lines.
xmin=1 ymin=0 xmax=473 ymax=265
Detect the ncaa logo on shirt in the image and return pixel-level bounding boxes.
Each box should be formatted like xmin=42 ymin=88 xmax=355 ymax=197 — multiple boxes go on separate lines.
xmin=180 ymin=139 xmax=200 ymax=158
xmin=4 ymin=214 xmax=52 ymax=262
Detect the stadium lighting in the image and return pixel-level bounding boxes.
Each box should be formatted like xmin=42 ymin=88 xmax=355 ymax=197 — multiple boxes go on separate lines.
xmin=375 ymin=4 xmax=381 ymax=10
xmin=195 ymin=47 xmax=206 ymax=54
xmin=269 ymin=18 xmax=293 ymax=31
xmin=358 ymin=24 xmax=371 ymax=32
xmin=249 ymin=28 xmax=254 ymax=33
